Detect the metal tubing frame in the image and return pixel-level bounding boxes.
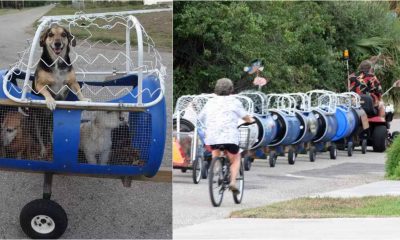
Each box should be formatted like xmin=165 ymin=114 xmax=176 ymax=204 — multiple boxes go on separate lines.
xmin=5 ymin=14 xmax=162 ymax=109
xmin=239 ymin=91 xmax=268 ymax=114
xmin=306 ymin=90 xmax=336 ymax=114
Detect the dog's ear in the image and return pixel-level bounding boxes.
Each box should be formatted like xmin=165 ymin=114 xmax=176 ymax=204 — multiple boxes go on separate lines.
xmin=65 ymin=28 xmax=76 ymax=47
xmin=39 ymin=28 xmax=50 ymax=47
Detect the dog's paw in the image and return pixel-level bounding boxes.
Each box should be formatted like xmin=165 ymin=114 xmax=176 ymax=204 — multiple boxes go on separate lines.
xmin=46 ymin=99 xmax=56 ymax=111
xmin=40 ymin=146 xmax=47 ymax=159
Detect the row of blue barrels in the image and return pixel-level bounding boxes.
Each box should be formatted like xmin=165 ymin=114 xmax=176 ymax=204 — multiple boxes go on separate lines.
xmin=239 ymin=90 xmax=368 ymax=170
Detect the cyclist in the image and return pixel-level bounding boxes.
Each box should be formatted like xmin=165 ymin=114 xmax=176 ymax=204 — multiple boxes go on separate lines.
xmin=199 ymin=78 xmax=255 ymax=193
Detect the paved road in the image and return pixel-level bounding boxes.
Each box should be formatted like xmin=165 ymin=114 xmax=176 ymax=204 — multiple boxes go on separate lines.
xmin=173 ymin=119 xmax=400 ymax=230
xmin=0 ymin=6 xmax=172 ymax=239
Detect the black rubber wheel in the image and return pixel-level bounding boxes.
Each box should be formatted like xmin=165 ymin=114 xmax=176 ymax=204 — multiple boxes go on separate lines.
xmin=329 ymin=145 xmax=337 ymax=160
xmin=20 ymin=199 xmax=68 ymax=239
xmin=201 ymin=160 xmax=209 ymax=179
xmin=192 ymin=159 xmax=202 ymax=184
xmin=233 ymin=160 xmax=244 ymax=204
xmin=361 ymin=139 xmax=367 ymax=154
xmin=244 ymin=156 xmax=253 ymax=171
xmin=372 ymin=125 xmax=388 ymax=152
xmin=309 ymin=146 xmax=316 ymax=162
xmin=347 ymin=142 xmax=353 ymax=157
xmin=181 ymin=168 xmax=187 ymax=173
xmin=269 ymin=152 xmax=277 ymax=168
xmin=208 ymin=157 xmax=224 ymax=207
xmin=288 ymin=148 xmax=296 ymax=165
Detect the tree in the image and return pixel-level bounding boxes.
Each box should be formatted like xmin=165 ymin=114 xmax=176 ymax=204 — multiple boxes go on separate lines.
xmin=174 ymin=1 xmax=400 ymax=104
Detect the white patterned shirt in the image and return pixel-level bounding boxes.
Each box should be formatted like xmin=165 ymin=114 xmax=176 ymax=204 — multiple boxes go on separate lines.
xmin=199 ymin=95 xmax=248 ymax=145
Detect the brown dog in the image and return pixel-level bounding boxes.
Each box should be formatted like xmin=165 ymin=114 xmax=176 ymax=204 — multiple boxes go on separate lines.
xmin=34 ymin=24 xmax=89 ymax=110
xmin=1 ymin=111 xmax=36 ymax=159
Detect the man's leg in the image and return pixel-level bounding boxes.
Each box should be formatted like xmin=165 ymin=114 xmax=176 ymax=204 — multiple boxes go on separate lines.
xmin=226 ymin=151 xmax=240 ymax=188
xmin=211 ymin=149 xmax=221 ymax=159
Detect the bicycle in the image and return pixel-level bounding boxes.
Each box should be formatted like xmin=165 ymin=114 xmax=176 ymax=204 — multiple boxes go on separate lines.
xmin=208 ymin=146 xmax=245 ymax=207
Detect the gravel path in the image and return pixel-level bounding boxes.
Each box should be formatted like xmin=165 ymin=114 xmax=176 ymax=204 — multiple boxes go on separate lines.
xmin=0 ymin=5 xmax=172 ymax=239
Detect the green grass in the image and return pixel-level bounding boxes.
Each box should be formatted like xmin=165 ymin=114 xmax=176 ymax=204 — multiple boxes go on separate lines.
xmin=35 ymin=3 xmax=172 ymax=51
xmin=231 ymin=196 xmax=400 ymax=218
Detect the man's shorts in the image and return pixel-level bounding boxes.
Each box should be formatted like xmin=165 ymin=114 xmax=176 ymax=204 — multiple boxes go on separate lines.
xmin=209 ymin=144 xmax=240 ymax=154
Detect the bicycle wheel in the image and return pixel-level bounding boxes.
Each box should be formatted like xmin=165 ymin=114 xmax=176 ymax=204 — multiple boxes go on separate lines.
xmin=208 ymin=157 xmax=225 ymax=207
xmin=192 ymin=158 xmax=202 ymax=184
xmin=233 ymin=160 xmax=244 ymax=204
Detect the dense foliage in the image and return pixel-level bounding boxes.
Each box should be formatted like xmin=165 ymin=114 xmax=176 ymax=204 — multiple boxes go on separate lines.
xmin=174 ymin=1 xmax=400 ymax=104
xmin=386 ymin=135 xmax=400 ymax=179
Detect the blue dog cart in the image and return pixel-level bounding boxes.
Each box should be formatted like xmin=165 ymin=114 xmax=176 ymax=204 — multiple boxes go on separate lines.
xmin=266 ymin=94 xmax=302 ymax=167
xmin=0 ymin=13 xmax=168 ymax=239
xmin=238 ymin=91 xmax=277 ymax=170
xmin=307 ymin=90 xmax=339 ymax=160
xmin=333 ymin=92 xmax=369 ymax=156
xmin=286 ymin=93 xmax=319 ymax=163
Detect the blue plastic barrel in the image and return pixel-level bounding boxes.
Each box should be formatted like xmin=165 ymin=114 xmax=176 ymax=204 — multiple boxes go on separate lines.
xmin=312 ymin=109 xmax=338 ymax=143
xmin=350 ymin=107 xmax=367 ymax=136
xmin=251 ymin=114 xmax=278 ymax=149
xmin=293 ymin=111 xmax=319 ymax=144
xmin=268 ymin=110 xmax=301 ymax=147
xmin=332 ymin=106 xmax=357 ymax=141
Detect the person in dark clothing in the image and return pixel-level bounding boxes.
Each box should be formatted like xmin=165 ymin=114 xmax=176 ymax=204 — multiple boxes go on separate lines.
xmin=349 ymin=60 xmax=384 ymax=118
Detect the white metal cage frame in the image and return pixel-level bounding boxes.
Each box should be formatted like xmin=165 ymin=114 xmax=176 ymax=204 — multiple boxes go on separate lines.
xmin=306 ymin=90 xmax=337 ymax=114
xmin=286 ymin=93 xmax=311 ymax=112
xmin=342 ymin=92 xmax=361 ymax=109
xmin=3 ymin=11 xmax=166 ymax=109
xmin=239 ymin=90 xmax=268 ymax=114
xmin=335 ymin=93 xmax=353 ymax=112
xmin=265 ymin=94 xmax=297 ymax=116
xmin=233 ymin=94 xmax=255 ymax=114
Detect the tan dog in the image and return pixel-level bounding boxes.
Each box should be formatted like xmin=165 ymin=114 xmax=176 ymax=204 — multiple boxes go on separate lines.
xmin=1 ymin=111 xmax=35 ymax=159
xmin=34 ymin=25 xmax=89 ymax=110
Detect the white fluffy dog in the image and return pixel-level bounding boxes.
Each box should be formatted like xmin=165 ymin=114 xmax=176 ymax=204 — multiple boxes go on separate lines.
xmin=80 ymin=111 xmax=125 ymax=165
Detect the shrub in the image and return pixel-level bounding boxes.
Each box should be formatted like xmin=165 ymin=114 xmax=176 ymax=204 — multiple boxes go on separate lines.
xmin=386 ymin=135 xmax=400 ymax=179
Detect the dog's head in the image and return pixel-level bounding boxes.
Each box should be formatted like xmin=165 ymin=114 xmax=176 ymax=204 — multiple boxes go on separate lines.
xmin=94 ymin=111 xmax=126 ymax=129
xmin=1 ymin=112 xmax=23 ymax=146
xmin=40 ymin=25 xmax=76 ymax=61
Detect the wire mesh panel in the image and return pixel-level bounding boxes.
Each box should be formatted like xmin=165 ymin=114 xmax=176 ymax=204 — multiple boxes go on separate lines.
xmin=335 ymin=93 xmax=352 ymax=111
xmin=78 ymin=110 xmax=149 ymax=166
xmin=342 ymin=92 xmax=361 ymax=109
xmin=0 ymin=106 xmax=53 ymax=161
xmin=239 ymin=90 xmax=267 ymax=114
xmin=173 ymin=131 xmax=194 ymax=163
xmin=307 ymin=90 xmax=337 ymax=114
xmin=238 ymin=125 xmax=257 ymax=150
xmin=287 ymin=93 xmax=311 ymax=112
xmin=173 ymin=94 xmax=213 ymax=131
xmin=234 ymin=95 xmax=254 ymax=113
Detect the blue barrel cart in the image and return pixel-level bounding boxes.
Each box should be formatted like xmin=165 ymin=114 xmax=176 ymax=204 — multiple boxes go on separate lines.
xmin=332 ymin=93 xmax=365 ymax=156
xmin=238 ymin=91 xmax=277 ymax=170
xmin=0 ymin=13 xmax=168 ymax=239
xmin=285 ymin=93 xmax=320 ymax=163
xmin=265 ymin=94 xmax=302 ymax=167
xmin=306 ymin=90 xmax=339 ymax=160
